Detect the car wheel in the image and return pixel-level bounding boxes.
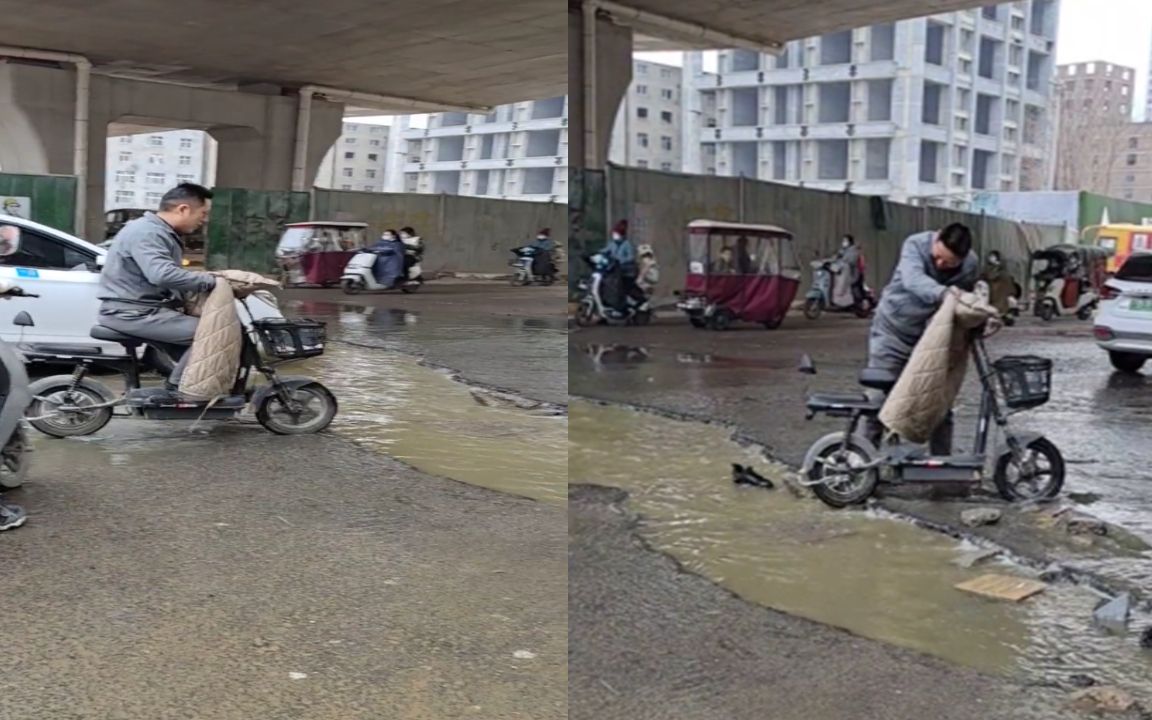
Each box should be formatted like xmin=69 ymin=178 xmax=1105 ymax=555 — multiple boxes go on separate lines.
xmin=1109 ymin=352 xmax=1147 ymax=375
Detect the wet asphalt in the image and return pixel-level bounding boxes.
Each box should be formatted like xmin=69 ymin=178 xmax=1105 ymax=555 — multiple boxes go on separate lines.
xmin=0 ymin=283 xmax=567 ymax=720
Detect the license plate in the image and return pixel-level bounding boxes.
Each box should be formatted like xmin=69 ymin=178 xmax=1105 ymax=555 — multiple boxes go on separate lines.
xmin=1132 ymin=298 xmax=1152 ymax=312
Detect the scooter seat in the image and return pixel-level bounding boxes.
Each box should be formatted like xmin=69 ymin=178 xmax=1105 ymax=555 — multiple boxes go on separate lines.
xmin=806 ymin=392 xmax=881 ymax=411
xmin=90 ymin=325 xmax=143 ymax=345
xmin=858 ymin=368 xmax=898 ymax=392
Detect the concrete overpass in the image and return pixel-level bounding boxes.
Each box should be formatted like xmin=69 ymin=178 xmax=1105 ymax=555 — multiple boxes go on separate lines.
xmin=0 ymin=0 xmax=564 ymax=236
xmin=570 ymin=0 xmax=1008 ymax=171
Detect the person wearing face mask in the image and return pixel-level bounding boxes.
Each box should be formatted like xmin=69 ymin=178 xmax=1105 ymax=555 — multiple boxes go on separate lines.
xmin=601 ymin=220 xmax=645 ymax=310
xmin=835 ymin=234 xmax=863 ymax=305
xmin=866 ymin=223 xmax=978 ymax=453
xmin=531 ymin=228 xmax=557 ymax=280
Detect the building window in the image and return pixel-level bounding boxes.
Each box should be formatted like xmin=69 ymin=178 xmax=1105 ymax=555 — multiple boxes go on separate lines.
xmin=637 ymin=84 xmax=648 ymax=95
xmin=920 ymin=141 xmax=940 ymax=183
xmin=638 ymin=133 xmax=649 ymax=148
xmin=342 ymin=168 xmax=354 ymax=177
xmin=365 ymin=169 xmax=377 ymax=178
xmin=369 ymin=139 xmax=381 ymax=147
xmin=637 ymin=63 xmax=648 ymax=75
xmin=637 ymin=160 xmax=649 ymax=168
xmin=344 ymin=152 xmax=355 ymax=160
xmin=1130 ymin=138 xmax=1139 ymax=150
xmin=925 ymin=23 xmax=946 ymax=66
xmin=870 ymin=24 xmax=895 ymax=62
xmin=119 ymin=136 xmax=132 ymax=145
xmin=661 ymin=111 xmax=674 ymax=123
xmin=865 ymin=138 xmax=891 ymax=180
xmin=661 ymin=89 xmax=674 ymax=100
xmin=660 ymin=68 xmax=673 ymax=79
xmin=368 ymin=153 xmax=379 ymax=162
xmin=1127 ymin=154 xmax=1138 ymax=166
xmin=1126 ymin=174 xmax=1136 ymax=184
xmin=145 ymin=192 xmax=163 ymax=205
xmin=345 ymin=137 xmax=356 ymax=144
xmin=817 ymin=140 xmax=849 ymax=180
xmin=637 ymin=107 xmax=649 ymax=119
xmin=660 ymin=136 xmax=673 ymax=151
xmin=370 ymin=126 xmax=383 ymax=134
xmin=820 ymin=30 xmax=853 ymax=65
xmin=867 ymin=79 xmax=893 ymax=121
xmin=115 ymin=190 xmax=135 ymax=204
xmin=149 ymin=135 xmax=164 ymax=147
xmin=341 ymin=184 xmax=352 ymax=190
xmin=179 ymin=138 xmax=194 ymax=150
xmin=661 ymin=162 xmax=673 ymax=171
xmin=364 ymin=185 xmax=375 ymax=191
xmin=115 ymin=170 xmax=135 ymax=183
xmin=178 ymin=156 xmax=192 ymax=166
xmin=146 ymin=172 xmax=166 ymax=185
xmin=118 ymin=152 xmax=132 ymax=163
xmin=177 ymin=174 xmax=194 ymax=183
xmin=149 ymin=155 xmax=164 ymax=165
xmin=818 ymin=82 xmax=851 ymax=124
xmin=982 ymin=5 xmax=998 ymax=20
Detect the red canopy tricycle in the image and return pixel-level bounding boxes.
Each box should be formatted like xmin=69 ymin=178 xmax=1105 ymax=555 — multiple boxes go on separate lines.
xmin=676 ymin=220 xmax=801 ymax=330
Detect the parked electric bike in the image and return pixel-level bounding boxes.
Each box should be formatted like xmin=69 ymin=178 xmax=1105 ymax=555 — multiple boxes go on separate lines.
xmin=510 ymin=246 xmax=556 ymax=286
xmin=574 ymin=252 xmax=651 ymax=327
xmin=800 ymin=323 xmax=1063 ymax=508
xmin=24 ymin=299 xmax=337 ymax=438
xmin=803 ymin=259 xmax=875 ymax=320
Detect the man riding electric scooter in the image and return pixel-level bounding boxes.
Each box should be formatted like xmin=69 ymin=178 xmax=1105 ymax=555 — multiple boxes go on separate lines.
xmin=865 ymin=223 xmax=979 ymax=453
xmin=97 ymin=183 xmax=218 ymax=401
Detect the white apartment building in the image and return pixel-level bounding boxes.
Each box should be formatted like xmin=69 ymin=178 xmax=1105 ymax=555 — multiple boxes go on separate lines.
xmin=609 ymin=60 xmax=685 ymax=172
xmin=693 ymin=0 xmax=1060 ymax=207
xmin=104 ymin=130 xmax=215 ymax=210
xmin=398 ymin=96 xmax=567 ymax=202
xmin=315 ymin=121 xmax=392 ymax=192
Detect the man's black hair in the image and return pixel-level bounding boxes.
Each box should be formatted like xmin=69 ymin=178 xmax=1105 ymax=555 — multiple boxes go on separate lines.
xmin=938 ymin=223 xmax=972 ymax=258
xmin=400 ymin=226 xmax=417 ymax=236
xmin=843 ymin=233 xmax=856 ymax=244
xmin=159 ymin=183 xmax=214 ymax=211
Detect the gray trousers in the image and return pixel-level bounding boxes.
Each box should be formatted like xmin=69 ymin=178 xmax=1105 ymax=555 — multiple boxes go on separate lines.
xmin=98 ymin=308 xmax=199 ymax=386
xmin=866 ymin=325 xmax=954 ymax=455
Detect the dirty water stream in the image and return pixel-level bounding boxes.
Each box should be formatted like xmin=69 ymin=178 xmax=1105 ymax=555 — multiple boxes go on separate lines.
xmin=569 ymin=399 xmax=1152 ymax=698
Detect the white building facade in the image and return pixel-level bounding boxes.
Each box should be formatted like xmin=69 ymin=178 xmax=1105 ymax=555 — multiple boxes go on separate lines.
xmin=104 ymin=130 xmax=214 ymax=210
xmin=609 ymin=60 xmax=685 ymax=172
xmin=398 ymin=97 xmax=567 ymax=203
xmin=692 ymin=0 xmax=1060 ymax=207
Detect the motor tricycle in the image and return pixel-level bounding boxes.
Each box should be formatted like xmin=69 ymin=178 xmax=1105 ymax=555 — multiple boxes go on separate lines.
xmin=24 ymin=299 xmax=337 ymax=438
xmin=800 ymin=322 xmax=1063 ymax=508
xmin=676 ymin=220 xmax=802 ymax=331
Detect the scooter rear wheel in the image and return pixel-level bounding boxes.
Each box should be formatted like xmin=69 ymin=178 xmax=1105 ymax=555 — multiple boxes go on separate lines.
xmin=808 ymin=440 xmax=879 ymax=508
xmin=26 ymin=381 xmax=114 ymax=438
xmin=256 ymin=382 xmax=338 ymax=435
xmin=993 ymin=436 xmax=1064 ymax=502
xmin=400 ymin=282 xmax=421 ymax=294
xmin=341 ymin=278 xmax=364 ymax=295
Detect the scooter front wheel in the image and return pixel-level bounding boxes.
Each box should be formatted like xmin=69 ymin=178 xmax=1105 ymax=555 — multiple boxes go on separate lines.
xmin=26 ymin=379 xmax=114 ymax=438
xmin=994 ymin=436 xmax=1064 ymax=502
xmin=341 ymin=278 xmax=364 ymax=295
xmin=807 ymin=438 xmax=879 ymax=508
xmin=803 ymin=298 xmax=823 ymax=320
xmin=400 ymin=282 xmax=421 ymax=294
xmin=256 ymin=382 xmax=338 ymax=435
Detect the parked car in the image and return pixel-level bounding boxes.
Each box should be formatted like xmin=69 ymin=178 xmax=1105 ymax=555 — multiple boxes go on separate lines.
xmin=0 ymin=215 xmax=281 ymax=354
xmin=1094 ymin=252 xmax=1152 ymax=374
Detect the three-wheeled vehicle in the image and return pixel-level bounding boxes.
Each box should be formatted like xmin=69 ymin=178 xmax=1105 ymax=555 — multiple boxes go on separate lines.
xmin=276 ymin=222 xmax=368 ymax=288
xmin=1030 ymin=244 xmax=1112 ymax=322
xmin=676 ymin=220 xmax=802 ymax=330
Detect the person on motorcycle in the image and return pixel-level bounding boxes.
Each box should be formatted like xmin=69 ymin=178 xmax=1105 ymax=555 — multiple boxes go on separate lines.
xmin=637 ymin=245 xmax=660 ymax=298
xmin=836 ymin=234 xmax=864 ymax=304
xmin=867 ymin=223 xmax=978 ymax=453
xmin=531 ymin=228 xmax=557 ymax=278
xmin=602 ymin=220 xmax=644 ymax=309
xmin=399 ymin=226 xmax=424 ymax=280
xmin=97 ymin=183 xmax=218 ymax=398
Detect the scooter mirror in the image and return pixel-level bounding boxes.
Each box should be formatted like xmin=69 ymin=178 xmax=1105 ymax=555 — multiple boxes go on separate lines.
xmin=799 ymin=354 xmax=817 ymax=375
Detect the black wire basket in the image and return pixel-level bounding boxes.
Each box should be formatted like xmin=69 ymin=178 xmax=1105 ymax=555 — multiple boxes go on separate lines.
xmin=993 ymin=355 xmax=1052 ymax=410
xmin=251 ymin=318 xmax=327 ymax=360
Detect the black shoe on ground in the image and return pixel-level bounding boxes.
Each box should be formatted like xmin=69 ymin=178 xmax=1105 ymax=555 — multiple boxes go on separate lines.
xmin=0 ymin=501 xmax=27 ymax=531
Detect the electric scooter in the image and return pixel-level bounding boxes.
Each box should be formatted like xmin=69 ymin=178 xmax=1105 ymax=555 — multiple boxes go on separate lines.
xmin=803 ymin=259 xmax=876 ymax=320
xmin=509 ymin=246 xmax=556 ymax=286
xmin=24 ymin=299 xmax=338 ymax=438
xmin=799 ymin=323 xmax=1064 ymax=508
xmin=574 ymin=253 xmax=651 ymax=327
xmin=340 ymin=243 xmax=424 ymax=295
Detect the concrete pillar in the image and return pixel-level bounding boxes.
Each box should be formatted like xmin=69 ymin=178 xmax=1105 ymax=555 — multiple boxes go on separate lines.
xmin=569 ymin=4 xmax=634 ymax=172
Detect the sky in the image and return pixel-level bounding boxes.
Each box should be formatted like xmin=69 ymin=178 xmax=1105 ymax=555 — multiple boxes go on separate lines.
xmin=637 ymin=0 xmax=1152 ymax=121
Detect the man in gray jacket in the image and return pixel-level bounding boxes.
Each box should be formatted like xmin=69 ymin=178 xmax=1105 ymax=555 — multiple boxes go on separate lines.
xmin=97 ymin=183 xmax=218 ymax=394
xmin=868 ymin=223 xmax=978 ymax=453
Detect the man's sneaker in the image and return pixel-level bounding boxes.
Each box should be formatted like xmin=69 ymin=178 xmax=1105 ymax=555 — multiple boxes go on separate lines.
xmin=0 ymin=501 xmax=27 ymax=531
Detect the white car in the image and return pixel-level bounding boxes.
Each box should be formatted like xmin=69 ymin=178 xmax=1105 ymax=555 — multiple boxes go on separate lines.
xmin=0 ymin=215 xmax=281 ymax=354
xmin=1094 ymin=252 xmax=1152 ymax=374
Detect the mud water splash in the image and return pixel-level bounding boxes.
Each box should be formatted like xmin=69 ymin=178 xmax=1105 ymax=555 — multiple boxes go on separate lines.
xmin=569 ymin=400 xmax=1152 ymax=696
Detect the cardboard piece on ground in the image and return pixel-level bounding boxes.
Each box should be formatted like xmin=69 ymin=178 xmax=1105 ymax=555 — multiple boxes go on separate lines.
xmin=954 ymin=574 xmax=1047 ymax=602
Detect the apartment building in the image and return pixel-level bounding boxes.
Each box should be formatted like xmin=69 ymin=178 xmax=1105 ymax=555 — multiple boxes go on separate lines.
xmin=315 ymin=121 xmax=392 ymax=192
xmin=104 ymin=130 xmax=214 ymax=210
xmin=692 ymin=0 xmax=1061 ymax=208
xmin=608 ymin=60 xmax=685 ymax=172
xmin=399 ymin=97 xmax=567 ymax=202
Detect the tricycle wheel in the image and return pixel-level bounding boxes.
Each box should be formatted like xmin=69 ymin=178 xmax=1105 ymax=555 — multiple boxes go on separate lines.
xmin=803 ymin=298 xmax=823 ymax=320
xmin=256 ymin=382 xmax=338 ymax=435
xmin=26 ymin=379 xmax=114 ymax=438
xmin=807 ymin=439 xmax=879 ymax=508
xmin=994 ymin=436 xmax=1064 ymax=502
xmin=763 ymin=315 xmax=784 ymax=330
xmin=709 ymin=308 xmax=734 ymax=331
xmin=689 ymin=315 xmax=707 ymax=329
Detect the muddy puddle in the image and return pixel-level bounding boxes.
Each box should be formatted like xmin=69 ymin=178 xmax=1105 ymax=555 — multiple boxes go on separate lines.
xmin=569 ymin=400 xmax=1152 ymax=695
xmin=295 ymin=343 xmax=567 ymax=504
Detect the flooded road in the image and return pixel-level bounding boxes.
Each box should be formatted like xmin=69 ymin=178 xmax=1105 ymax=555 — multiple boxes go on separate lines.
xmin=569 ymin=399 xmax=1152 ymax=699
